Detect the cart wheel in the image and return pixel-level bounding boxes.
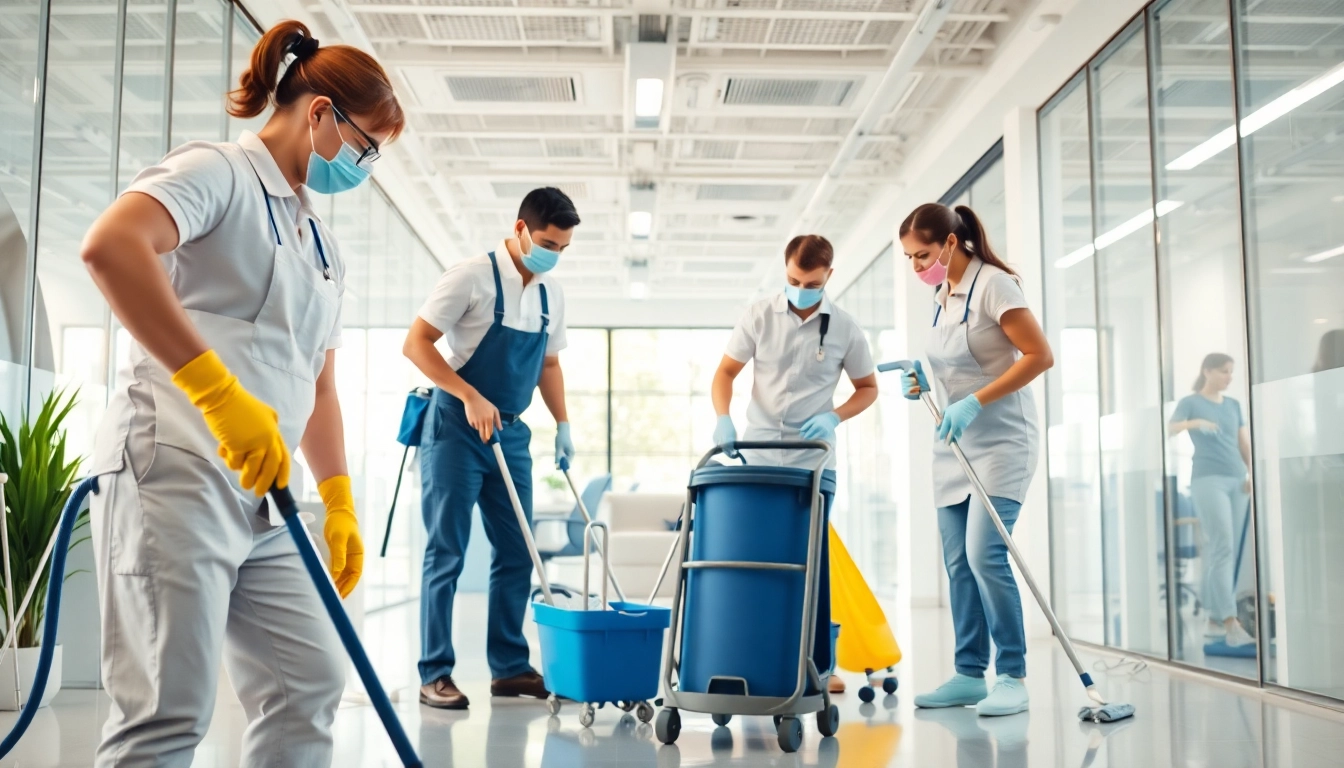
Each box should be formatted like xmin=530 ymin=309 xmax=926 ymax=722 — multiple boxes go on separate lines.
xmin=711 ymin=713 xmax=732 ymax=727
xmin=619 ymin=700 xmax=636 ymax=712
xmin=546 ymin=694 xmax=561 ymax=717
xmin=772 ymin=714 xmax=783 ymax=728
xmin=883 ymin=677 xmax=899 ymax=695
xmin=776 ymin=716 xmax=803 ymax=753
xmin=579 ymin=703 xmax=596 ymax=729
xmin=636 ymin=701 xmax=655 ymax=723
xmin=858 ymin=685 xmax=876 ymax=703
xmin=655 ymin=708 xmax=681 ymax=745
xmin=817 ymin=704 xmax=839 ymax=737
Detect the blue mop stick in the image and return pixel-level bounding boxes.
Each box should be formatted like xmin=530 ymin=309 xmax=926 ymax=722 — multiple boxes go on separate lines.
xmin=0 ymin=475 xmax=98 ymax=758
xmin=269 ymin=486 xmax=423 ymax=768
xmin=877 ymin=360 xmax=1135 ymax=723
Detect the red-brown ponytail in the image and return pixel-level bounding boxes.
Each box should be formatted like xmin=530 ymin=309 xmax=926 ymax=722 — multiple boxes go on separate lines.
xmin=227 ymin=19 xmax=405 ymax=139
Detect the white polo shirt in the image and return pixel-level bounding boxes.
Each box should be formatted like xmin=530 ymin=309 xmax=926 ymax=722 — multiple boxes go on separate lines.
xmin=726 ymin=293 xmax=875 ymax=468
xmin=122 ymin=130 xmax=344 ymax=348
xmin=417 ymin=241 xmax=568 ymax=369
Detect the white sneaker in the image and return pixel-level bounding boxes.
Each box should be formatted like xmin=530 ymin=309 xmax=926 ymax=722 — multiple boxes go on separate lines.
xmin=1205 ymin=621 xmax=1227 ymax=640
xmin=1225 ymin=623 xmax=1255 ymax=648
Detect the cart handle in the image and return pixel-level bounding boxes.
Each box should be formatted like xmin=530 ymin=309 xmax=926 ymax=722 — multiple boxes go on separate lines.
xmin=581 ymin=521 xmax=610 ymax=612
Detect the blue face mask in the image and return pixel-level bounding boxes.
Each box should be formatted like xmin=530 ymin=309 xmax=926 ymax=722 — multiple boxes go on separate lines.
xmin=522 ymin=244 xmax=560 ymax=274
xmin=786 ymin=284 xmax=824 ymax=309
xmin=306 ymin=125 xmax=370 ymax=195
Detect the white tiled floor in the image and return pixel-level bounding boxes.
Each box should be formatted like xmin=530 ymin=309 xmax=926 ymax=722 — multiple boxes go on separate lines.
xmin=4 ymin=595 xmax=1343 ymax=767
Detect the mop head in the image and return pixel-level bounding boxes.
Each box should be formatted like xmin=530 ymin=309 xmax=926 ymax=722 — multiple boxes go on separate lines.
xmin=1077 ymin=703 xmax=1135 ymax=723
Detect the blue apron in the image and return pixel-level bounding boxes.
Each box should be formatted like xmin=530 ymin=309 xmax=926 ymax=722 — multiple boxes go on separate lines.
xmin=418 ymin=252 xmax=550 ymax=683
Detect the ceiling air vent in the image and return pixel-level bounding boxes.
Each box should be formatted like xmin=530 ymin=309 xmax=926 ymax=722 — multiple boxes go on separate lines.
xmin=491 ymin=182 xmax=590 ymax=200
xmin=445 ymin=76 xmax=576 ymax=103
xmin=722 ymin=78 xmax=854 ymax=108
xmin=696 ymin=184 xmax=795 ymax=202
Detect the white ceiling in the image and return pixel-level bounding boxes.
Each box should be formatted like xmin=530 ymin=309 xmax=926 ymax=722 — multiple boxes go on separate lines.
xmin=287 ymin=0 xmax=1032 ymax=305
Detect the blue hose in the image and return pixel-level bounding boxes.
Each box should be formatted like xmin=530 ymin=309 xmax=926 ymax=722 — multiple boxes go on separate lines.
xmin=271 ymin=486 xmax=423 ymax=768
xmin=0 ymin=474 xmax=98 ymax=759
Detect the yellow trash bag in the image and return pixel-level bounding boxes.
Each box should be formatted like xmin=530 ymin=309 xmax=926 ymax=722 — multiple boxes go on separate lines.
xmin=829 ymin=524 xmax=902 ymax=672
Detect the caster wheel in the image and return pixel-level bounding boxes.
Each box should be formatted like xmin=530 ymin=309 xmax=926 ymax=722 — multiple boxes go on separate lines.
xmin=579 ymin=703 xmax=596 ymax=728
xmin=858 ymin=685 xmax=876 ymax=703
xmin=773 ymin=714 xmax=783 ymax=728
xmin=619 ymin=701 xmax=636 ymax=712
xmin=546 ymin=694 xmax=561 ymax=717
xmin=883 ymin=677 xmax=899 ymax=695
xmin=817 ymin=704 xmax=839 ymax=737
xmin=655 ymin=708 xmax=681 ymax=745
xmin=637 ymin=701 xmax=655 ymax=723
xmin=712 ymin=713 xmax=732 ymax=727
xmin=776 ymin=716 xmax=803 ymax=753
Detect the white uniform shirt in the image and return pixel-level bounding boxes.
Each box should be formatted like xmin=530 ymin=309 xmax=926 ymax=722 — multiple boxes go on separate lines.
xmin=123 ymin=130 xmax=344 ymax=348
xmin=725 ymin=293 xmax=875 ymax=469
xmin=417 ymin=241 xmax=568 ymax=369
xmin=932 ymin=259 xmax=1029 ymax=378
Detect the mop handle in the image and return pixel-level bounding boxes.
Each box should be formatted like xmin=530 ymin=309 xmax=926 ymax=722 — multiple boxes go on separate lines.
xmin=581 ymin=521 xmax=610 ymax=611
xmin=558 ymin=457 xmax=627 ymax=603
xmin=268 ymin=486 xmax=423 ymax=768
xmin=879 ymin=360 xmax=1090 ymax=680
xmin=0 ymin=474 xmax=18 ymax=709
xmin=489 ymin=434 xmax=556 ymax=606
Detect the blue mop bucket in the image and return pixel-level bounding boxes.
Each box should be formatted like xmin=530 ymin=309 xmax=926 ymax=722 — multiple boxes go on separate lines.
xmin=533 ymin=601 xmax=670 ymax=704
xmin=680 ymin=465 xmax=834 ymax=699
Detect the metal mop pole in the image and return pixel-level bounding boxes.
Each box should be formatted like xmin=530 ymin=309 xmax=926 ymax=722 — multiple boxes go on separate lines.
xmin=490 ymin=432 xmax=555 ymax=606
xmin=0 ymin=474 xmax=18 ymax=710
xmin=558 ymin=457 xmax=626 ymax=603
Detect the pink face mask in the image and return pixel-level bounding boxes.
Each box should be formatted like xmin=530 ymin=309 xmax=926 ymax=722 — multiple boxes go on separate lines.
xmin=917 ymin=246 xmax=950 ymax=286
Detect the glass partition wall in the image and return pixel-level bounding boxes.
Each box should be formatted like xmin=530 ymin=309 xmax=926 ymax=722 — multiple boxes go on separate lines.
xmin=1041 ymin=0 xmax=1344 ymax=699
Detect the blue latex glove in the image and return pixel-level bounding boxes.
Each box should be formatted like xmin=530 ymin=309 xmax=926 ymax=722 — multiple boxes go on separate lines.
xmin=800 ymin=411 xmax=841 ymax=443
xmin=714 ymin=415 xmax=738 ymax=456
xmin=555 ymin=422 xmax=575 ymax=467
xmin=900 ymin=360 xmax=930 ymax=401
xmin=937 ymin=395 xmax=982 ymax=444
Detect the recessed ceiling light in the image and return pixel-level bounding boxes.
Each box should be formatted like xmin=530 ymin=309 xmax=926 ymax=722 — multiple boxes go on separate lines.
xmin=1333 ymin=194 xmax=1344 ymax=203
xmin=1316 ymin=318 xmax=1329 ymax=324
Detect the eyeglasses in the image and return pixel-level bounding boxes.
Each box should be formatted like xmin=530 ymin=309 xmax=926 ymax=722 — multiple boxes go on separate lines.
xmin=329 ymin=102 xmax=381 ymax=168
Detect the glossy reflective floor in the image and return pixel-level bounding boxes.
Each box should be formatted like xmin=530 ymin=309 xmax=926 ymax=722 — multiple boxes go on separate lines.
xmin=4 ymin=597 xmax=1342 ymax=767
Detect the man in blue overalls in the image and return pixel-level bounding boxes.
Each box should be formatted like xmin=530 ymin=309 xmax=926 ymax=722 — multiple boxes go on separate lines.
xmin=403 ymin=187 xmax=579 ymax=709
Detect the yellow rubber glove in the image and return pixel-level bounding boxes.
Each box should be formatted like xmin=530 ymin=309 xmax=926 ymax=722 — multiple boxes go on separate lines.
xmin=319 ymin=475 xmax=363 ymax=598
xmin=172 ymin=350 xmax=290 ymax=497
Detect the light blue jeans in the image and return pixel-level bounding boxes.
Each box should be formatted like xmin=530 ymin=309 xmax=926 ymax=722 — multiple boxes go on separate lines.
xmin=1190 ymin=474 xmax=1250 ymax=622
xmin=937 ymin=495 xmax=1026 ymax=679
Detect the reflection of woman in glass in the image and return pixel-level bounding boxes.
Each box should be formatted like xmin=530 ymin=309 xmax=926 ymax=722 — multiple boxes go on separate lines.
xmin=1169 ymin=353 xmax=1253 ymax=647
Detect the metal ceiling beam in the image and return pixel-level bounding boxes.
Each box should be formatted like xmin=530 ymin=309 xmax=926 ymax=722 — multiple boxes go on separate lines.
xmin=340 ymin=5 xmax=1009 ymax=23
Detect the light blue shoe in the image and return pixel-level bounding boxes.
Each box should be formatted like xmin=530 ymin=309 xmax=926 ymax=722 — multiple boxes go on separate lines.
xmin=976 ymin=674 xmax=1029 ymax=717
xmin=914 ymin=673 xmax=987 ymax=709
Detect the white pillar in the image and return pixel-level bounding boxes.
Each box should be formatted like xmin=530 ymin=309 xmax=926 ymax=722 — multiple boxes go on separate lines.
xmin=1002 ymin=105 xmax=1054 ymax=640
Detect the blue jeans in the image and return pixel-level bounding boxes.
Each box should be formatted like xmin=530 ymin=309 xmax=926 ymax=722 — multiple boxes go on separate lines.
xmin=937 ymin=495 xmax=1026 ymax=678
xmin=418 ymin=401 xmax=536 ymax=684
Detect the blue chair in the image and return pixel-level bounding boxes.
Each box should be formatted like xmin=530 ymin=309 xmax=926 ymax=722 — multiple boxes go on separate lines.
xmin=533 ymin=473 xmax=613 ymax=563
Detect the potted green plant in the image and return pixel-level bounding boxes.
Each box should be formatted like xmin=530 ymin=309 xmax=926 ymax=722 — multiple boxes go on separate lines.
xmin=0 ymin=389 xmax=86 ymax=710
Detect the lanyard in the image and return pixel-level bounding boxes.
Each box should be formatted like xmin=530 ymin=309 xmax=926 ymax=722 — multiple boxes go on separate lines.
xmin=816 ymin=313 xmax=830 ymax=361
xmin=259 ymin=178 xmax=332 ymax=282
xmin=932 ymin=263 xmax=984 ymax=327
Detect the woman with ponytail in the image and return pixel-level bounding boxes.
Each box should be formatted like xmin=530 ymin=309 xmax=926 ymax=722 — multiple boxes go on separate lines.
xmin=79 ymin=19 xmax=404 ymax=765
xmin=896 ymin=203 xmax=1052 ymax=717
xmin=1169 ymin=353 xmax=1255 ymax=648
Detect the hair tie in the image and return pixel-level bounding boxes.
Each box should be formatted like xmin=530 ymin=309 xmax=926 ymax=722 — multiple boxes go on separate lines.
xmin=289 ymin=35 xmax=320 ymax=60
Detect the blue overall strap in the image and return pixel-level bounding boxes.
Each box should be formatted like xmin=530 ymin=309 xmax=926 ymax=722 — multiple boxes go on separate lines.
xmin=260 ymin=181 xmax=282 ymax=246
xmin=538 ymin=284 xmax=549 ymax=331
xmin=933 ymin=300 xmax=942 ymax=327
xmin=486 ymin=251 xmax=505 ymax=321
xmin=960 ymin=263 xmax=985 ymax=325
xmin=308 ymin=219 xmax=332 ymax=281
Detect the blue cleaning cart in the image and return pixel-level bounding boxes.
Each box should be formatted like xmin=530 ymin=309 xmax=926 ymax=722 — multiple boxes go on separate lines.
xmin=654 ymin=440 xmax=837 ymax=754
xmin=488 ymin=433 xmax=669 ymax=729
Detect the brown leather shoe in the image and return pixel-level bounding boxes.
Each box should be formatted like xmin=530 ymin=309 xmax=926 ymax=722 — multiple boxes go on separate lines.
xmin=420 ymin=677 xmax=469 ymax=709
xmin=491 ymin=670 xmax=549 ymax=699
xmin=828 ymin=676 xmax=846 ymax=694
